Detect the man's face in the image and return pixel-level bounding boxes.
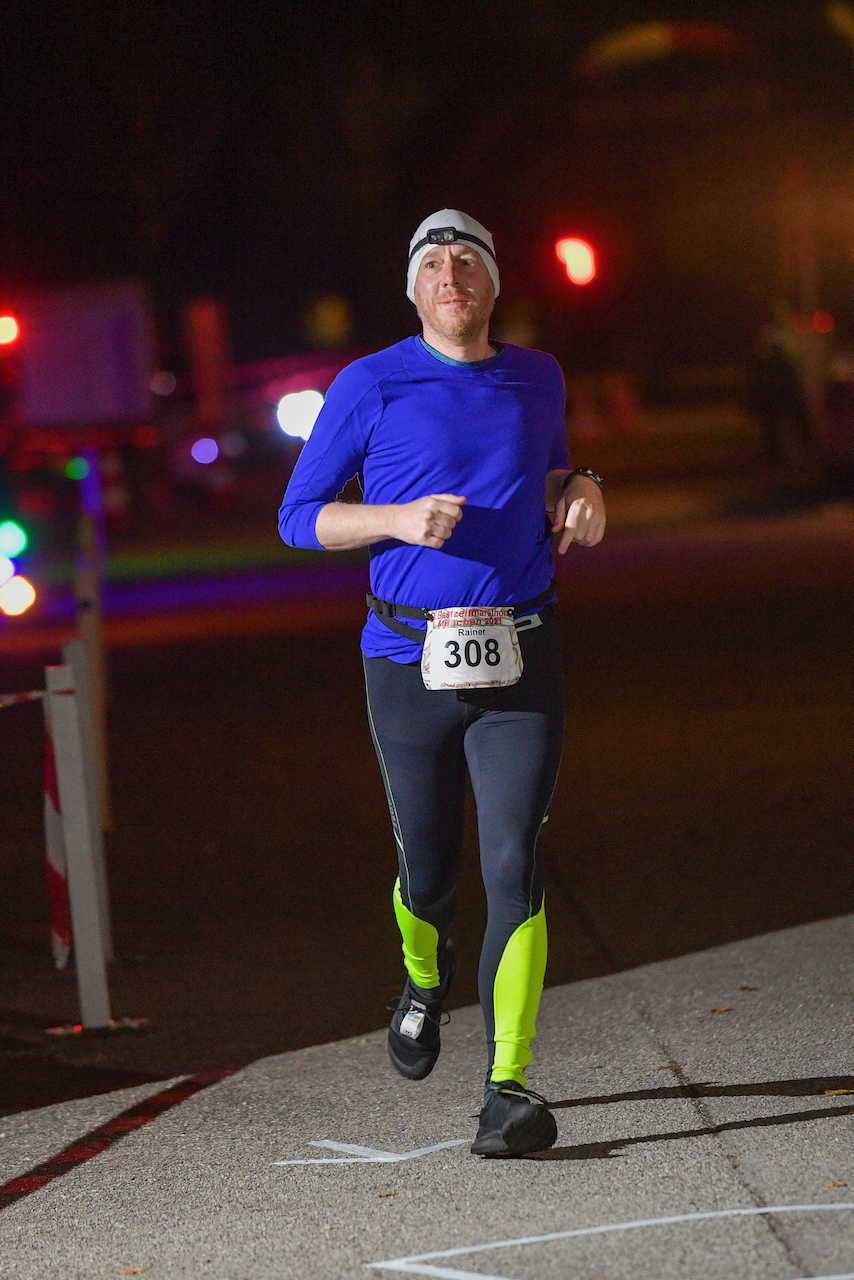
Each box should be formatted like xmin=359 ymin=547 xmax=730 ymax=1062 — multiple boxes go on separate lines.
xmin=413 ymin=242 xmax=495 ymax=343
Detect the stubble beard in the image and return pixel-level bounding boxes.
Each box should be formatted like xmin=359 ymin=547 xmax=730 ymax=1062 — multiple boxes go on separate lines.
xmin=417 ymin=291 xmax=494 ymax=345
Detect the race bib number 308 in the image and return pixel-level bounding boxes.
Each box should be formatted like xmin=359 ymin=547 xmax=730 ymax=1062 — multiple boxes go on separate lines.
xmin=421 ymin=607 xmax=523 ymax=691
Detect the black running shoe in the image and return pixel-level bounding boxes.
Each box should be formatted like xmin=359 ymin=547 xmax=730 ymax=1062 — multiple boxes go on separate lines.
xmin=470 ymin=1080 xmax=558 ymax=1156
xmin=387 ymin=943 xmax=458 ymax=1081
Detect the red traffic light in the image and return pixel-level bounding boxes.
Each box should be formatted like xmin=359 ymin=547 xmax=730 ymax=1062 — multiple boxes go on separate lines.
xmin=0 ymin=315 xmax=19 ymax=345
xmin=555 ymin=239 xmax=596 ymax=285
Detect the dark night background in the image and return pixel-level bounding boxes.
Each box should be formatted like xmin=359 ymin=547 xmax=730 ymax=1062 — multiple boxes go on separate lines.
xmin=1 ymin=1 xmax=851 ymax=372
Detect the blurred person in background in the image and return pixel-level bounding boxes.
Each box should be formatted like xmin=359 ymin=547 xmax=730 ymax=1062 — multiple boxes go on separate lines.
xmin=746 ymin=301 xmax=814 ymax=466
xmin=279 ymin=209 xmax=605 ymax=1156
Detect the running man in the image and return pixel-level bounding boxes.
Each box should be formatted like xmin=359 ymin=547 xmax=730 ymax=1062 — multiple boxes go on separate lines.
xmin=278 ymin=209 xmax=605 ymax=1155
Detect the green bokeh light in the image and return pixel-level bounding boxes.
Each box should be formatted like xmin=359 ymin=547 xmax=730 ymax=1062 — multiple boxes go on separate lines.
xmin=65 ymin=456 xmax=90 ymax=481
xmin=0 ymin=520 xmax=27 ymax=557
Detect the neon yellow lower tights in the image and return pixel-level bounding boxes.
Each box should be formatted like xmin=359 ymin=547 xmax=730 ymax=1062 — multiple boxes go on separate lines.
xmin=392 ymin=878 xmax=440 ymax=990
xmin=391 ymin=879 xmax=547 ymax=1084
xmin=490 ymin=901 xmax=548 ymax=1088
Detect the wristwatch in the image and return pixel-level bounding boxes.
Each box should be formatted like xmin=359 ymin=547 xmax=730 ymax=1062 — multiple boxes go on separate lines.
xmin=562 ymin=467 xmax=604 ymax=493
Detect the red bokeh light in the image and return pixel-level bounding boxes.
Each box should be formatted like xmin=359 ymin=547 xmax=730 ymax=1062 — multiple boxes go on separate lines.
xmin=0 ymin=315 xmax=19 ymax=345
xmin=812 ymin=310 xmax=835 ymax=334
xmin=555 ymin=238 xmax=596 ymax=285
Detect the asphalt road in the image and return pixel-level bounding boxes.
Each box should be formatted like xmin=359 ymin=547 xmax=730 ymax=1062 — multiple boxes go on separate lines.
xmin=0 ymin=497 xmax=851 ymax=1112
xmin=3 ymin=918 xmax=854 ymax=1279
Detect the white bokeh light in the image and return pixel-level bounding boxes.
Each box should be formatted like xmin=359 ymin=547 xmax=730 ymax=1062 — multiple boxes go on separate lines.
xmin=276 ymin=390 xmax=324 ymax=440
xmin=0 ymin=575 xmax=36 ymax=616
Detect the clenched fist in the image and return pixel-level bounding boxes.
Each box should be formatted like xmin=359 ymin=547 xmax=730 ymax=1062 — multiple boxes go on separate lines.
xmin=390 ymin=494 xmax=467 ymax=549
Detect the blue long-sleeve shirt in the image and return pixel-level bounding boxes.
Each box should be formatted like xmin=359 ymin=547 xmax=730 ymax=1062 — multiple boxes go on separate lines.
xmin=278 ymin=336 xmax=570 ymax=662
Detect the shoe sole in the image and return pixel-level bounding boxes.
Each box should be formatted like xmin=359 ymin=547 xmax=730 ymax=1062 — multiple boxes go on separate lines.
xmin=387 ymin=1035 xmax=440 ymax=1080
xmin=470 ymin=1105 xmax=558 ymax=1156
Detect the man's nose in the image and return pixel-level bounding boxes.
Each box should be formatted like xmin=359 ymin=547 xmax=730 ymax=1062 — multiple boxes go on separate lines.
xmin=439 ymin=255 xmax=462 ymax=286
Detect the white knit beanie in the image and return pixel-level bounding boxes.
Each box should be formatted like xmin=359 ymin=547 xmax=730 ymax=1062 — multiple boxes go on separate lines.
xmin=406 ymin=209 xmax=499 ymax=303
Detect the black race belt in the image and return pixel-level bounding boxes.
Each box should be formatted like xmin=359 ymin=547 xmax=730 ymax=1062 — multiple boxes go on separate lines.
xmin=366 ymin=581 xmax=556 ymax=644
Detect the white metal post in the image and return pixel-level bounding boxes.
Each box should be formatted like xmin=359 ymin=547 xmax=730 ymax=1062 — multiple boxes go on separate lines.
xmin=46 ymin=664 xmax=111 ymax=1028
xmin=75 ymin=449 xmax=112 ymax=829
xmin=62 ymin=638 xmax=113 ymax=959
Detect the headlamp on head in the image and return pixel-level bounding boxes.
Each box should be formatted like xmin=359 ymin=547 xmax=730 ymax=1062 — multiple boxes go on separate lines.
xmin=426 ymin=227 xmax=458 ymax=245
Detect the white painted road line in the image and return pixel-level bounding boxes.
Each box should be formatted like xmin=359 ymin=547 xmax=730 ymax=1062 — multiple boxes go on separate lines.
xmin=370 ymin=1267 xmax=510 ymax=1279
xmin=389 ymin=1139 xmax=472 ymax=1160
xmin=275 ymin=1157 xmax=381 ymax=1165
xmin=367 ymin=1269 xmax=854 ymax=1280
xmin=311 ymin=1141 xmax=405 ymax=1161
xmin=274 ymin=1138 xmax=469 ymax=1166
xmin=367 ymin=1203 xmax=854 ymax=1276
xmin=369 ymin=1266 xmax=510 ymax=1279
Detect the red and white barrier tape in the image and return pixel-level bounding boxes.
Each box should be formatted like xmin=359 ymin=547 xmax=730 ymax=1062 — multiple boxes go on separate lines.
xmin=1 ymin=686 xmax=73 ymax=969
xmin=43 ymin=702 xmax=72 ymax=969
xmin=0 ymin=690 xmax=46 ymax=708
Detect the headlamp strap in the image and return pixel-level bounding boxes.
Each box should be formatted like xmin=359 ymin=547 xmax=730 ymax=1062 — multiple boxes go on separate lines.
xmin=408 ymin=227 xmax=496 ymax=265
